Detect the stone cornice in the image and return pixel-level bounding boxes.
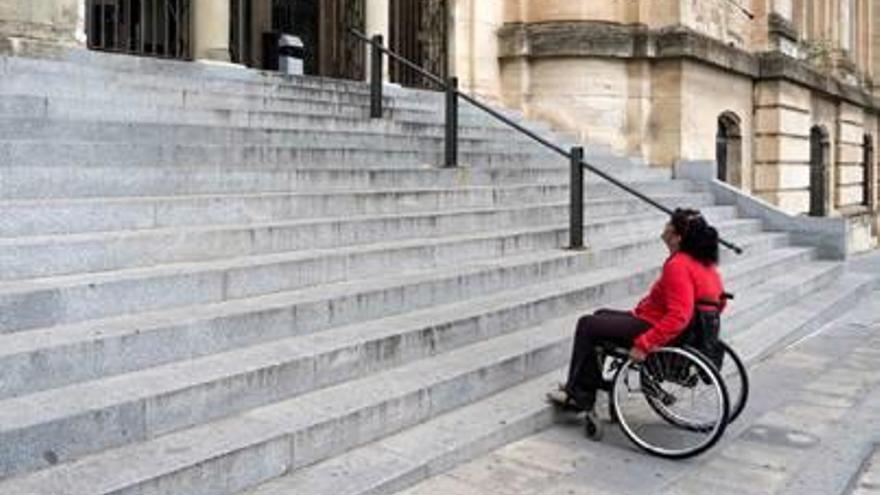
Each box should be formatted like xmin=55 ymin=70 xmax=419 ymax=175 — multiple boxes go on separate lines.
xmin=757 ymin=51 xmax=877 ymax=109
xmin=498 ymin=21 xmax=880 ymax=113
xmin=498 ymin=22 xmax=759 ymax=75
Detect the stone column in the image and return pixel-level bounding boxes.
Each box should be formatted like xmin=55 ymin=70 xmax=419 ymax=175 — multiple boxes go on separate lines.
xmin=192 ymin=0 xmax=231 ymax=62
xmin=753 ymin=80 xmax=814 ymax=214
xmin=0 ymin=0 xmax=85 ymax=48
xmin=365 ymin=0 xmax=390 ymax=81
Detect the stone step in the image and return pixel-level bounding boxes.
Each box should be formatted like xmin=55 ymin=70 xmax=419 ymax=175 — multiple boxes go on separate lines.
xmin=0 ymin=55 xmax=435 ymax=103
xmin=0 ymin=244 xmax=813 ymax=483
xmin=388 ymin=274 xmax=878 ymax=495
xmin=1 ymin=53 xmax=529 ymax=122
xmin=0 ymin=138 xmax=574 ymax=168
xmin=238 ymin=262 xmax=862 ymax=495
xmin=0 ymin=253 xmax=842 ymax=494
xmin=0 ymin=202 xmax=733 ymax=281
xmin=0 ymin=56 xmax=531 ymax=124
xmin=0 ymin=101 xmax=544 ymax=140
xmin=0 ymin=164 xmax=676 ymax=200
xmin=0 ymin=73 xmax=536 ymax=135
xmin=0 ymin=139 xmax=600 ymax=170
xmin=722 ymin=259 xmax=845 ymax=337
xmin=0 ymin=52 xmax=379 ymax=91
xmin=0 ymin=94 xmax=554 ymax=139
xmin=0 ymin=93 xmax=630 ymax=166
xmin=0 ymin=119 xmax=564 ymax=153
xmin=0 ymin=318 xmax=570 ymax=493
xmin=0 ymin=71 xmax=441 ymax=113
xmin=0 ymin=220 xmax=774 ymax=399
xmin=0 ymin=188 xmax=711 ymax=237
xmin=728 ymin=273 xmax=878 ymax=363
xmin=0 ymin=203 xmax=732 ymax=333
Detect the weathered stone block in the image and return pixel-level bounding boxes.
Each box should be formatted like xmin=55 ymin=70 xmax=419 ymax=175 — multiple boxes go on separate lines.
xmin=755 ymin=80 xmax=811 ymax=111
xmin=755 ymin=107 xmax=811 ymax=135
xmin=837 ymin=164 xmax=866 ymax=185
xmin=838 ymin=142 xmax=866 ymax=164
xmin=839 ymin=121 xmax=867 ymax=145
xmin=755 ymin=135 xmax=811 ymax=163
xmin=754 ymin=163 xmax=810 ymax=190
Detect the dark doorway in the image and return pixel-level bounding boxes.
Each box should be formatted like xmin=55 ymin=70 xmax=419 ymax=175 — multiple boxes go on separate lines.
xmin=715 ymin=112 xmax=742 ymax=185
xmin=864 ymin=135 xmax=874 ymax=207
xmin=230 ymin=0 xmax=254 ymax=65
xmin=809 ymin=126 xmax=830 ymax=217
xmin=389 ymin=0 xmax=449 ymax=88
xmin=87 ymin=0 xmax=191 ymax=59
xmin=265 ymin=0 xmax=365 ymax=80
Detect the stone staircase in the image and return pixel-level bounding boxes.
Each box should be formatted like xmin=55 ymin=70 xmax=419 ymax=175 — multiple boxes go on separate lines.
xmin=0 ymin=53 xmax=874 ymax=495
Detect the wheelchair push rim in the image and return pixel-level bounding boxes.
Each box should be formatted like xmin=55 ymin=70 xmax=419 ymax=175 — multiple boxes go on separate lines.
xmin=717 ymin=340 xmax=749 ymax=424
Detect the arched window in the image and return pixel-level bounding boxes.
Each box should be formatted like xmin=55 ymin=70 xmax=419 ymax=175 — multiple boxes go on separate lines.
xmin=715 ymin=112 xmax=742 ymax=186
xmin=809 ymin=126 xmax=830 ymax=216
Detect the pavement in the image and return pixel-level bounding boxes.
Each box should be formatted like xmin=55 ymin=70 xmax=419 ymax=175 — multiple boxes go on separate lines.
xmin=397 ymin=249 xmax=880 ymax=495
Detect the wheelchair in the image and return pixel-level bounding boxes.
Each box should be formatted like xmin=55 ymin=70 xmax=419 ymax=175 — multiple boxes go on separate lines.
xmin=592 ymin=295 xmax=749 ymax=459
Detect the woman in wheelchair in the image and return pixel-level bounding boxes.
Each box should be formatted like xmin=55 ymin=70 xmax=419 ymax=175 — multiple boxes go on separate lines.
xmin=547 ymin=208 xmax=726 ymax=434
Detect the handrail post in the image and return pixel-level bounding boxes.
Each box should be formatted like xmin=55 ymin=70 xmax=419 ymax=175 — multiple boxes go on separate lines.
xmin=445 ymin=77 xmax=459 ymax=168
xmin=370 ymin=34 xmax=383 ymax=118
xmin=570 ymin=146 xmax=585 ymax=250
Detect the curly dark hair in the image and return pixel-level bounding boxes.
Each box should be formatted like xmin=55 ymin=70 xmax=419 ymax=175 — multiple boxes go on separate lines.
xmin=670 ymin=208 xmax=719 ymax=265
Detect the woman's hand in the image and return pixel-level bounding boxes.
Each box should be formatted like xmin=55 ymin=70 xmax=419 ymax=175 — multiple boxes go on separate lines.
xmin=629 ymin=347 xmax=647 ymax=362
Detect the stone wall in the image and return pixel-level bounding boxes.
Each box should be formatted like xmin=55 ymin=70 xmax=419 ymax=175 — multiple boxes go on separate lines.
xmin=453 ymin=0 xmax=504 ymax=101
xmin=0 ymin=0 xmax=83 ymax=46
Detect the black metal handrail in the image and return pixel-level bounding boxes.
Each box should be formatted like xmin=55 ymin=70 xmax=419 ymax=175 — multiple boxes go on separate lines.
xmin=347 ymin=28 xmax=743 ymax=255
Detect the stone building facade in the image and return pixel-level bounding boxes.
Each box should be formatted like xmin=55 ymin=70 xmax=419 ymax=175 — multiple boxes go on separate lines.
xmin=1 ymin=0 xmax=879 ymax=245
xmin=491 ymin=0 xmax=880 ymax=248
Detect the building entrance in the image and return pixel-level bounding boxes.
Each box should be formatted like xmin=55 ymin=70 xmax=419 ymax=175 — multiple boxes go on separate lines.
xmin=263 ymin=0 xmax=365 ymax=80
xmin=389 ymin=0 xmax=448 ymax=88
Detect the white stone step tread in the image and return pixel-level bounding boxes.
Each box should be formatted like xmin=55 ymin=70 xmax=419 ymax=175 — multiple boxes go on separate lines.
xmin=720 ymin=256 xmax=834 ymax=319
xmin=0 ymin=224 xmax=783 ymax=407
xmin=242 ymin=275 xmax=875 ymax=495
xmin=0 ymin=245 xmax=832 ymax=493
xmin=240 ymin=370 xmax=563 ymax=495
xmin=722 ymin=260 xmax=842 ymax=327
xmin=0 ymin=247 xmax=602 ymax=354
xmin=728 ymin=272 xmax=877 ymax=363
xmin=0 ymin=244 xmax=813 ymax=440
xmin=0 ymin=211 xmax=745 ymax=298
xmin=0 ymin=94 xmax=534 ymax=133
xmin=0 ymin=184 xmax=694 ymax=208
xmin=0 ymin=189 xmax=710 ymax=238
xmin=0 ymin=117 xmax=548 ymax=142
xmin=0 ymin=201 xmax=678 ymax=248
xmin=0 ymin=307 xmax=582 ymax=494
xmin=0 ymin=223 xmax=779 ymax=366
xmin=0 ymin=206 xmax=531 ymax=249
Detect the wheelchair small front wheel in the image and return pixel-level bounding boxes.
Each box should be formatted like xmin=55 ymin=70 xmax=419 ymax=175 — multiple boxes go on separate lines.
xmin=611 ymin=347 xmax=730 ymax=459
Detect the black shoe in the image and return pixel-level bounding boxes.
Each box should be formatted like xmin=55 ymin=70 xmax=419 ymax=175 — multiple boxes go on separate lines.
xmin=546 ymin=386 xmax=585 ymax=412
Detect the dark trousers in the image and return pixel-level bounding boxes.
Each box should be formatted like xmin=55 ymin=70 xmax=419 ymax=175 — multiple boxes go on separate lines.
xmin=564 ymin=309 xmax=650 ymax=410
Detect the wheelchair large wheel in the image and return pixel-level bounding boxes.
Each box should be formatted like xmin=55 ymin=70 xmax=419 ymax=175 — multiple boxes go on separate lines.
xmin=611 ymin=347 xmax=729 ymax=459
xmin=717 ymin=341 xmax=749 ymax=423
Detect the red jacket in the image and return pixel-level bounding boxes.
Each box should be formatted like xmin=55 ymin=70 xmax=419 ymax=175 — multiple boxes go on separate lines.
xmin=632 ymin=252 xmax=725 ymax=353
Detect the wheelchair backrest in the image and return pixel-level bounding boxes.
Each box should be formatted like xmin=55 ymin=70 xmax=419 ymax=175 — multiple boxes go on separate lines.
xmin=674 ymin=293 xmax=732 ymax=369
